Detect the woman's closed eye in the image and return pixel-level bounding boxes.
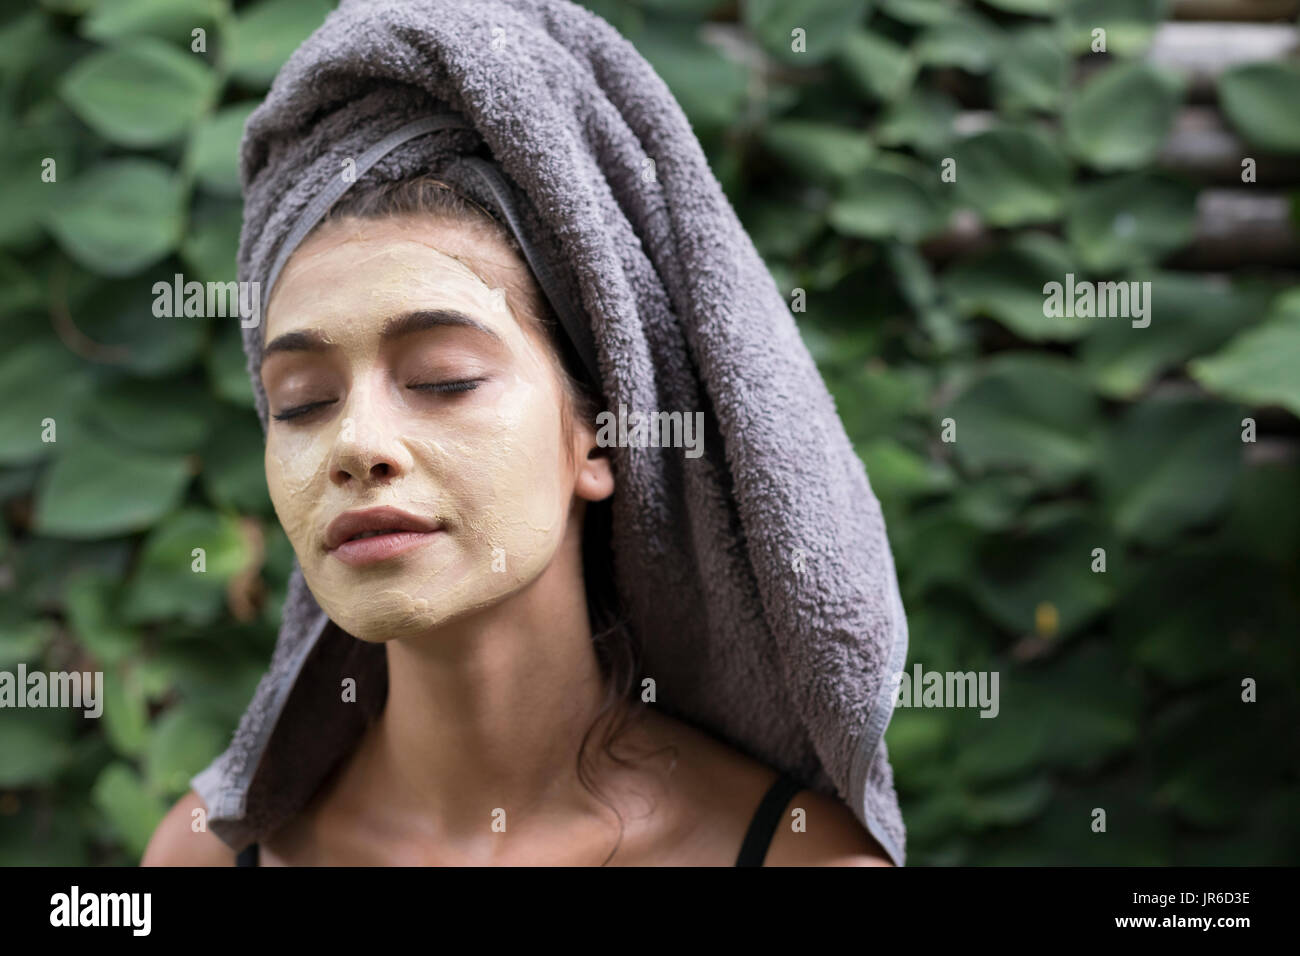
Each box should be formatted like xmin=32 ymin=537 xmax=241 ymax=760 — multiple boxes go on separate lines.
xmin=408 ymin=378 xmax=485 ymax=394
xmin=270 ymin=378 xmax=487 ymax=423
xmin=272 ymin=398 xmax=338 ymax=422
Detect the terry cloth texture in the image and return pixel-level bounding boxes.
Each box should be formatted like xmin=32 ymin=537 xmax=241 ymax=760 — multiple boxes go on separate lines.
xmin=190 ymin=0 xmax=910 ymax=865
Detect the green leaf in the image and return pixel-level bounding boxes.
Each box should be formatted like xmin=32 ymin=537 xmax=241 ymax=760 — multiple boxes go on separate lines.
xmin=993 ymin=26 xmax=1067 ymax=114
xmin=1189 ymin=289 xmax=1300 ymax=417
xmin=875 ymin=87 xmax=958 ymax=155
xmin=81 ymin=0 xmax=227 ymax=43
xmin=1064 ymin=0 xmax=1167 ymax=57
xmin=226 ymin=0 xmax=339 ymax=87
xmin=1066 ymin=172 xmax=1196 ymax=272
xmin=983 ymin=0 xmax=1057 ymax=11
xmin=121 ymin=507 xmax=251 ymax=625
xmin=86 ymin=378 xmax=215 ymax=454
xmin=44 ymin=160 xmax=186 ymax=276
xmin=879 ymin=0 xmax=960 ymax=25
xmin=93 ymin=762 xmax=168 ymax=858
xmin=0 ymin=112 xmax=74 ymax=251
xmin=67 ymin=277 xmax=206 ymax=377
xmin=0 ymin=709 xmax=77 ymax=786
xmin=1064 ymin=62 xmax=1184 ymax=170
xmin=942 ymin=234 xmax=1088 ymax=342
xmin=943 ymin=353 xmax=1101 ymax=486
xmin=0 ymin=341 xmax=95 ymax=466
xmin=1222 ymin=461 xmax=1300 ymax=567
xmin=954 ymin=690 xmax=1051 ymax=784
xmin=182 ymin=196 xmax=243 ymax=283
xmin=100 ymin=667 xmax=150 ymax=757
xmin=885 ymin=708 xmax=953 ymax=791
xmin=949 ymin=127 xmax=1070 ymax=227
xmin=761 ymin=120 xmax=874 ymax=185
xmin=64 ymin=571 xmax=141 ymax=664
xmin=1149 ymin=697 xmax=1275 ymax=829
xmin=962 ymin=776 xmax=1053 ymax=828
xmin=0 ymin=619 xmax=55 ymax=669
xmin=635 ymin=22 xmax=748 ymax=136
xmin=33 ymin=434 xmax=192 ymax=539
xmin=836 ymin=29 xmax=916 ymax=102
xmin=858 ymin=436 xmax=953 ymax=505
xmin=1080 ymin=274 xmax=1274 ymax=399
xmin=742 ymin=195 xmax=826 ymax=260
xmin=1218 ymin=62 xmax=1300 ymax=155
xmin=893 ymin=506 xmax=983 ymax=597
xmin=1099 ymin=395 xmax=1243 ymax=545
xmin=1114 ymin=551 xmax=1266 ymax=685
xmin=146 ymin=708 xmax=228 ymax=795
xmin=743 ymin=0 xmax=870 ymax=65
xmin=1035 ymin=644 xmax=1141 ymax=771
xmin=950 ymin=475 xmax=1035 ymax=532
xmin=970 ymin=514 xmax=1115 ymax=637
xmin=188 ymin=101 xmax=258 ymax=196
xmin=828 ymin=162 xmax=948 ymax=242
xmin=914 ymin=9 xmax=1003 ymax=74
xmin=202 ymin=414 xmax=271 ymax=513
xmin=207 ymin=318 xmax=257 ymax=407
xmin=59 ymin=37 xmax=219 ymax=148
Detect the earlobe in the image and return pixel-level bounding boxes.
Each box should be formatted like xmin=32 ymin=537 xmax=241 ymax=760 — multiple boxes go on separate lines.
xmin=575 ymin=449 xmax=615 ymax=502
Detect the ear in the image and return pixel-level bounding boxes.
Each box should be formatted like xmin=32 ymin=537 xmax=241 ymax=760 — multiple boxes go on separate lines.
xmin=571 ymin=419 xmax=614 ymax=503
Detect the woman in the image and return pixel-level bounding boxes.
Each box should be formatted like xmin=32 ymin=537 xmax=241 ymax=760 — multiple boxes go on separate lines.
xmin=143 ymin=0 xmax=907 ymax=867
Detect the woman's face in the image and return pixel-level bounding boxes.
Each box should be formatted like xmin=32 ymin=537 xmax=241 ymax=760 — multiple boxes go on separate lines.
xmin=260 ymin=213 xmax=603 ymax=641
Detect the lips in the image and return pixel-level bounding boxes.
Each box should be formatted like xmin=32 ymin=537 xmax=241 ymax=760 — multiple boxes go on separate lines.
xmin=324 ymin=506 xmax=444 ymax=566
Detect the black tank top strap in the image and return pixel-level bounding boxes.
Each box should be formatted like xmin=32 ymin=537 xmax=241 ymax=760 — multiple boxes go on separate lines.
xmin=734 ymin=771 xmax=802 ymax=867
xmin=236 ymin=842 xmax=259 ymax=867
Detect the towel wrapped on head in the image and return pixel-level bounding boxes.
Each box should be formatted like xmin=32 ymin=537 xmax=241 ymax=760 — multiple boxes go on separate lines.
xmin=191 ymin=0 xmax=909 ymax=866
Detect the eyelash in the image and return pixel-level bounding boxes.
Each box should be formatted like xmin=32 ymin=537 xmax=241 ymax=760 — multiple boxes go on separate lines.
xmin=271 ymin=380 xmax=483 ymax=422
xmin=410 ymin=379 xmax=483 ymax=395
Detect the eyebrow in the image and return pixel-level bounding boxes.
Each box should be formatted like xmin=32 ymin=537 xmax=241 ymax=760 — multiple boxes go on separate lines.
xmin=263 ymin=308 xmax=503 ymax=358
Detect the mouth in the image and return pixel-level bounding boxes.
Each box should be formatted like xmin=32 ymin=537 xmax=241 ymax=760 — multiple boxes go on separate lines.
xmin=324 ymin=506 xmax=444 ymax=567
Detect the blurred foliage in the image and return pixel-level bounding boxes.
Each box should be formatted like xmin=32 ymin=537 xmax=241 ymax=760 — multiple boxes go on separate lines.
xmin=0 ymin=0 xmax=1297 ymax=865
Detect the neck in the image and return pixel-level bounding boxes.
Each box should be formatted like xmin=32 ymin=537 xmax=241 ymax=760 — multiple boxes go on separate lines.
xmin=355 ymin=533 xmax=621 ymax=846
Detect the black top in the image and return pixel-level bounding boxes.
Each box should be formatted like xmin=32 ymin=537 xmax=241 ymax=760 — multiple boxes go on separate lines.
xmin=236 ymin=771 xmax=802 ymax=867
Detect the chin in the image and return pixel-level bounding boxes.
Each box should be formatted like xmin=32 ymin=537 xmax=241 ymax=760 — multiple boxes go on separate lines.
xmin=303 ymin=559 xmax=551 ymax=643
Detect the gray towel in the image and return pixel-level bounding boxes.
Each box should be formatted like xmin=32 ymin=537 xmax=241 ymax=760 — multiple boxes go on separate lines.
xmin=191 ymin=0 xmax=909 ymax=865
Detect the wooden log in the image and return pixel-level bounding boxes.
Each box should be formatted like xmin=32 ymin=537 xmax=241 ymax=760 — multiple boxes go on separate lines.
xmin=948 ymin=108 xmax=1300 ymax=185
xmin=920 ymin=191 xmax=1299 ymax=268
xmin=1079 ymin=22 xmax=1298 ymax=99
xmin=1171 ymin=0 xmax=1300 ymax=20
xmin=1158 ymin=107 xmax=1300 ymax=184
xmin=1172 ymin=189 xmax=1300 ymax=267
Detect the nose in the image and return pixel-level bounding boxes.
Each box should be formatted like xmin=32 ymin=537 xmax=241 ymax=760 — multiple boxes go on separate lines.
xmin=328 ymin=385 xmax=413 ymax=487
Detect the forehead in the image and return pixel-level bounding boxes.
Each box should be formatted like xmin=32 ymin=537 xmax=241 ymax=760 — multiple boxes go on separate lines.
xmin=263 ymin=214 xmax=533 ymax=341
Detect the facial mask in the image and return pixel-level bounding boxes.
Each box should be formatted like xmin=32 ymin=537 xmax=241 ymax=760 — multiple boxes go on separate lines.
xmin=262 ymin=217 xmax=575 ymax=641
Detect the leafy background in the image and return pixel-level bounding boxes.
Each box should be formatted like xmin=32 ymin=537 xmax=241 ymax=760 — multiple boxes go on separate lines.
xmin=1 ymin=0 xmax=1297 ymax=865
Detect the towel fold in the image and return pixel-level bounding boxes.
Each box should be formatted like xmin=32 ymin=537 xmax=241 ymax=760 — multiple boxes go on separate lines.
xmin=191 ymin=0 xmax=909 ymax=865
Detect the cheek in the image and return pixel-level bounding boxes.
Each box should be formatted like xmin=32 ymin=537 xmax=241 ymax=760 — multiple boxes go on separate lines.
xmin=264 ymin=425 xmax=334 ymax=547
xmin=411 ymin=378 xmax=572 ymax=568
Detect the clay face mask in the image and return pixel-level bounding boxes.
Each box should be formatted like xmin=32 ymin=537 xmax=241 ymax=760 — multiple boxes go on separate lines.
xmin=259 ymin=215 xmax=578 ymax=641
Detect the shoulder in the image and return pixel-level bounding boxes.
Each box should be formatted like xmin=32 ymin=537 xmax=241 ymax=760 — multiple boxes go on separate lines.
xmin=141 ymin=789 xmax=238 ymax=867
xmin=763 ymin=787 xmax=895 ymax=866
xmin=637 ymin=709 xmax=894 ymax=866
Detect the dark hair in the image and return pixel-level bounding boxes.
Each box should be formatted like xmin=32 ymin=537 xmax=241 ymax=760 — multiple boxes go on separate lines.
xmin=314 ymin=175 xmax=667 ymax=864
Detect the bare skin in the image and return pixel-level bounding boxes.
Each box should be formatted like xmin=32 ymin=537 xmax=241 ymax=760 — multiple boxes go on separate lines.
xmin=142 ymin=213 xmax=892 ymax=868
